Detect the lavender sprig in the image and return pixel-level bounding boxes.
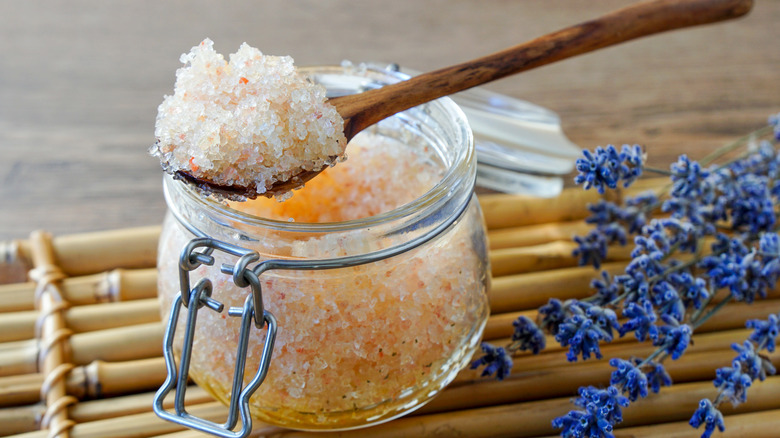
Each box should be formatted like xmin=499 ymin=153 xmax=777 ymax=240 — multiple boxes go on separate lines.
xmin=692 ymin=314 xmax=779 ymax=436
xmin=469 ymin=342 xmax=513 ymax=380
xmin=574 ymin=144 xmax=645 ymax=194
xmin=473 ymin=119 xmax=780 ymax=438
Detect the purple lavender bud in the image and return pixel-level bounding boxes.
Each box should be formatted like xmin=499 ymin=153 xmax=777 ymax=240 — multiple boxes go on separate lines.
xmin=510 ymin=316 xmax=546 ymax=355
xmin=648 ymin=316 xmax=692 ymax=360
xmin=746 ymin=313 xmax=780 ymax=353
xmin=651 ymin=281 xmax=686 ymax=323
xmin=573 ymin=230 xmax=609 ymax=269
xmin=574 ymin=144 xmax=645 ymax=194
xmin=619 ymin=299 xmax=656 ymax=341
xmin=645 ymin=361 xmax=673 ymax=393
xmin=590 ymin=270 xmax=620 ymax=305
xmin=731 ymin=340 xmax=776 ymax=382
xmin=713 ymin=361 xmax=753 ymax=405
xmin=469 ymin=342 xmax=513 ymax=380
xmin=609 ymin=358 xmax=649 ymax=402
xmin=769 ymin=112 xmax=780 ymax=141
xmin=538 ymin=298 xmax=566 ymax=335
xmin=689 ymin=399 xmax=725 ymax=438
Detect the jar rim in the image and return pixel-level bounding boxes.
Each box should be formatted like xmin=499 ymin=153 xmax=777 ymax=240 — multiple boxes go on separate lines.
xmin=165 ymin=64 xmax=475 ymax=234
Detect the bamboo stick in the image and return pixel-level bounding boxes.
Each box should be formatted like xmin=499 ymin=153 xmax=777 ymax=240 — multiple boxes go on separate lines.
xmin=479 ymin=188 xmax=608 ymax=230
xmin=479 ymin=177 xmax=667 ymax=230
xmin=6 ymin=403 xmax=280 ymax=438
xmin=613 ymin=409 xmax=780 ymax=438
xmin=7 ymin=401 xmax=229 ymax=438
xmin=0 ymin=299 xmax=161 ymax=343
xmin=0 ymin=357 xmax=167 ymax=408
xmin=489 ymin=240 xmax=633 ymax=277
xmin=0 ymin=341 xmax=39 ymax=377
xmin=0 ymin=282 xmax=53 ymax=314
xmin=488 ymin=250 xmax=718 ymax=314
xmin=0 ymin=311 xmax=42 ymax=343
xmin=75 ymin=358 xmax=167 ymax=400
xmin=273 ymin=377 xmax=780 ymax=438
xmin=488 ymin=262 xmax=627 ymax=313
xmin=11 ymin=226 xmax=161 ymax=278
xmin=0 ymin=268 xmax=157 ymax=314
xmin=0 ymin=322 xmax=164 ymax=378
xmin=70 ymin=322 xmax=163 ymax=367
xmin=69 ymin=386 xmax=212 ymax=424
xmin=0 ymin=387 xmax=215 ymax=436
xmin=487 ymin=220 xmax=593 ymax=250
xmin=0 ymin=404 xmax=43 ymax=437
xmin=0 ymin=372 xmax=44 ymax=408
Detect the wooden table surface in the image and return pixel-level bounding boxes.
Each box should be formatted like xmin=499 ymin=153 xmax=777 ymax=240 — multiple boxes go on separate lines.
xmin=1 ymin=0 xmax=778 ymax=241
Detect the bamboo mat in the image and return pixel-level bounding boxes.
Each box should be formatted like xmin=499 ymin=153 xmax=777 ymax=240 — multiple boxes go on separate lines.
xmin=2 ymin=183 xmax=780 ymax=438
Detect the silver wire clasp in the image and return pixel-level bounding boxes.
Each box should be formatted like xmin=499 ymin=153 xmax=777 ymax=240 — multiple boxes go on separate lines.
xmin=153 ymin=237 xmax=277 ymax=438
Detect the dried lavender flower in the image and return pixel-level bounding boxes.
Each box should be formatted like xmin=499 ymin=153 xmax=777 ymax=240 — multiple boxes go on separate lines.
xmin=590 ymin=270 xmax=621 ymax=305
xmin=556 ymin=303 xmax=618 ymax=362
xmin=573 ymin=231 xmax=609 ymax=269
xmin=619 ymin=299 xmax=656 ymax=341
xmin=713 ymin=361 xmax=753 ymax=405
xmin=552 ymin=386 xmax=629 ymax=438
xmin=731 ymin=340 xmax=776 ymax=382
xmin=648 ymin=315 xmax=692 ymax=360
xmin=509 ymin=316 xmax=546 ymax=354
xmin=470 ymin=342 xmax=513 ymax=380
xmin=574 ymin=144 xmax=645 ymax=194
xmin=609 ymin=358 xmax=648 ymax=402
xmin=644 ymin=361 xmax=673 ymax=393
xmin=746 ymin=313 xmax=780 ymax=353
xmin=689 ymin=399 xmax=725 ymax=438
xmin=770 ymin=112 xmax=780 ymax=141
xmin=538 ymin=298 xmax=567 ymax=335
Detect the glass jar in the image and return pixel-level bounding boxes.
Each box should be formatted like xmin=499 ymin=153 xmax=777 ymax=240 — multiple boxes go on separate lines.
xmin=155 ymin=64 xmax=490 ymax=431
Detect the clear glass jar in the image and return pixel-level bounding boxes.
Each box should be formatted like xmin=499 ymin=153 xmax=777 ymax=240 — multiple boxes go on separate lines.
xmin=156 ymin=65 xmax=490 ymax=431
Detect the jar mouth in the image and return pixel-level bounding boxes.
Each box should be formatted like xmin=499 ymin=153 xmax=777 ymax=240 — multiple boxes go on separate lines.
xmin=168 ymin=64 xmax=475 ymax=235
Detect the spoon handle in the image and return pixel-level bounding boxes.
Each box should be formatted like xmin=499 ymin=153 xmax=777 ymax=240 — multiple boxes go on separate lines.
xmin=334 ymin=0 xmax=752 ymax=140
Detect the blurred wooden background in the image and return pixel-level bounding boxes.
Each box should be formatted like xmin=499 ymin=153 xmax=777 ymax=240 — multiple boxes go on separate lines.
xmin=1 ymin=0 xmax=778 ymax=240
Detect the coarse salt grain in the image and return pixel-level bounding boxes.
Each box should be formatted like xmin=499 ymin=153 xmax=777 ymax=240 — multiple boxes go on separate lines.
xmin=229 ymin=133 xmax=442 ymax=224
xmin=150 ymin=39 xmax=347 ymax=197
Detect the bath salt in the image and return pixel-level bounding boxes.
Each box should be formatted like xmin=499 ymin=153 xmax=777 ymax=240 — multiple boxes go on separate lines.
xmin=229 ymin=133 xmax=443 ymax=223
xmin=150 ymin=39 xmax=347 ymax=197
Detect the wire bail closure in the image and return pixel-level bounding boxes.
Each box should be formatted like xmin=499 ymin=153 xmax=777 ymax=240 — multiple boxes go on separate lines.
xmin=153 ymin=237 xmax=277 ymax=438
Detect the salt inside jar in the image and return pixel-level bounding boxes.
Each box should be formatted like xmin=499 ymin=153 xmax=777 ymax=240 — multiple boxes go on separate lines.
xmin=155 ymin=63 xmax=490 ymax=432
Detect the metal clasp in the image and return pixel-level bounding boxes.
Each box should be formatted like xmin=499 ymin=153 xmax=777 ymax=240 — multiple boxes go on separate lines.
xmin=153 ymin=238 xmax=277 ymax=438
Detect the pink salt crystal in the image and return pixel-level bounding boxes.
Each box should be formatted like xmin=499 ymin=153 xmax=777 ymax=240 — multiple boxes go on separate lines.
xmin=150 ymin=39 xmax=347 ymax=197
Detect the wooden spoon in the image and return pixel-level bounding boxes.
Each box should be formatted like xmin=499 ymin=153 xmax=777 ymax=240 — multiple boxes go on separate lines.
xmin=179 ymin=0 xmax=752 ymax=199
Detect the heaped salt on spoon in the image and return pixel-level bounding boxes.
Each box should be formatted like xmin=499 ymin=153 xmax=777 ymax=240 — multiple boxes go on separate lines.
xmin=150 ymin=39 xmax=347 ymax=201
xmin=152 ymin=0 xmax=752 ymax=201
